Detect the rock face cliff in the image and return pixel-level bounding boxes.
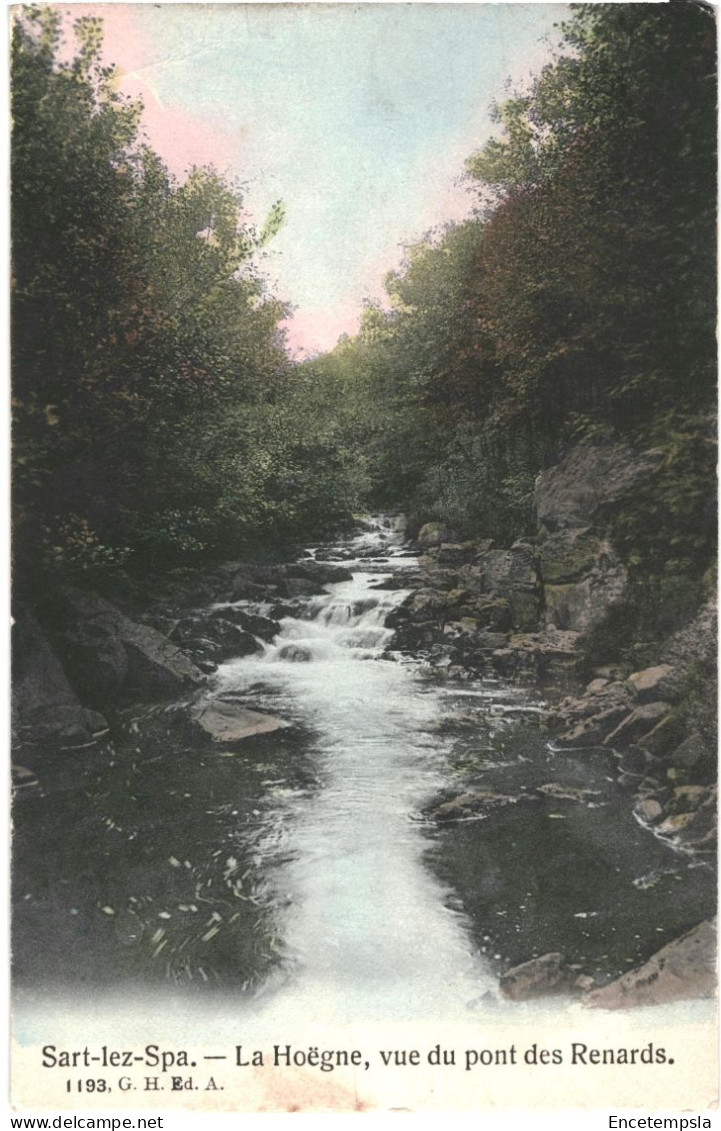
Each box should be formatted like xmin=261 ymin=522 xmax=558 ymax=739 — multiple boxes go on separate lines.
xmin=389 ymin=437 xmax=716 ymax=856
xmin=534 ymin=440 xmax=664 ymax=635
xmin=391 ymin=439 xmax=669 ymax=673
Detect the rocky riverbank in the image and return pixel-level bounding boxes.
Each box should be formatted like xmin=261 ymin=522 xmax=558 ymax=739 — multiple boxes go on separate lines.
xmin=12 ymin=555 xmax=362 ymax=761
xmin=384 ymin=437 xmax=716 ymax=863
xmin=372 ymin=438 xmax=717 ymax=1007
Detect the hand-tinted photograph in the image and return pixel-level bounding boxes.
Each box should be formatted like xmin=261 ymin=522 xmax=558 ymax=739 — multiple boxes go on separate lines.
xmin=11 ymin=2 xmax=717 ymax=1112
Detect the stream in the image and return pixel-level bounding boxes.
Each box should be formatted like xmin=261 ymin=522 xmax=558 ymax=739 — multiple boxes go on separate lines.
xmin=13 ymin=516 xmax=716 ymax=1021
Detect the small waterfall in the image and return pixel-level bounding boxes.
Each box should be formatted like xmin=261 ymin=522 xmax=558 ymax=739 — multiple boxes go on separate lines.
xmin=263 ymin=585 xmax=407 ymax=661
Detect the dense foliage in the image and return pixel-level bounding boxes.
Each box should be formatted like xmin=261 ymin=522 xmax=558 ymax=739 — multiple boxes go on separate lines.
xmin=314 ymin=3 xmax=716 ymax=556
xmin=12 ymin=4 xmax=717 ymax=609
xmin=12 ymin=8 xmax=364 ymax=586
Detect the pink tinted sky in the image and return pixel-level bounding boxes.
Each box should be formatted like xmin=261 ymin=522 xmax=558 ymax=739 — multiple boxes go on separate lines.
xmin=54 ymin=4 xmax=565 ymax=357
xmin=61 ymin=5 xmax=246 ymax=176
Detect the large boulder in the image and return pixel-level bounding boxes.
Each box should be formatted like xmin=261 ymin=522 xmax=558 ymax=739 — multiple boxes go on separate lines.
xmin=670 ymin=732 xmax=712 ymax=772
xmin=58 ymin=588 xmax=205 ymax=699
xmin=543 ymin=548 xmax=627 ymax=633
xmin=417 ymin=522 xmax=452 ymax=549
xmin=12 ymin=611 xmax=107 ymax=750
xmin=637 ymin=714 xmax=687 ymax=759
xmin=585 ymin=920 xmax=717 ymax=1009
xmin=169 ymin=615 xmax=263 ymax=662
xmin=627 ymin=664 xmax=677 ymax=703
xmin=287 ymin=560 xmax=353 ymax=584
xmin=406 ymin=588 xmax=448 ymax=623
xmin=477 ymin=542 xmax=536 ymax=593
xmin=535 ymin=439 xmax=663 ymax=532
xmin=500 ymin=953 xmax=571 ymax=1001
xmin=211 ymin=607 xmax=280 ymax=642
xmin=476 ymin=542 xmax=539 ymax=631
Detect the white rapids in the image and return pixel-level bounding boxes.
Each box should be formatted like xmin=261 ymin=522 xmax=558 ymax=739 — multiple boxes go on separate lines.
xmin=212 ymin=517 xmax=495 ymax=1023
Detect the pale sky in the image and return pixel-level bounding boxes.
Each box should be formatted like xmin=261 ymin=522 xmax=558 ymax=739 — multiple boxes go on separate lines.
xmin=61 ymin=3 xmax=569 ymax=355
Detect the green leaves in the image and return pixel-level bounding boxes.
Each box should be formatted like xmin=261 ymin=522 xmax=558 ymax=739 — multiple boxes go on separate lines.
xmin=256 ymin=200 xmax=286 ymax=248
xmin=11 ymin=9 xmax=329 ymax=576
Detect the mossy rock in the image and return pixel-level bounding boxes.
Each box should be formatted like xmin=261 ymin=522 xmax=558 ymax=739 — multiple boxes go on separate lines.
xmin=537 ymin=529 xmax=601 ymax=583
xmin=508 ymin=590 xmax=540 ymax=632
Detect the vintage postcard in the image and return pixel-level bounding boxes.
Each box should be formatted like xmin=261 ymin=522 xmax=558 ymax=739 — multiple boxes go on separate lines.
xmin=10 ymin=0 xmax=718 ymax=1115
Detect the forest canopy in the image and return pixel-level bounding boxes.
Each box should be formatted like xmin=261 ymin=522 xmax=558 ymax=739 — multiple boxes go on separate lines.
xmin=11 ymin=6 xmax=365 ymax=584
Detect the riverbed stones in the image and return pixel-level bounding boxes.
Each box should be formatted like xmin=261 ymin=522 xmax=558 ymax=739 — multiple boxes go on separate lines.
xmin=603 ymin=702 xmax=672 ymax=749
xmin=658 ymin=785 xmax=717 ymax=851
xmin=669 ymin=732 xmax=710 ymax=772
xmin=634 ymin=714 xmax=685 ymax=759
xmin=665 ymin=785 xmax=708 ymax=814
xmin=279 ymin=577 xmax=325 ymax=598
xmin=391 ymin=621 xmax=445 ymax=650
xmin=627 ymin=664 xmax=676 ymax=703
xmin=278 ymin=644 xmax=313 ymax=662
xmin=500 ymin=953 xmax=571 ymax=1001
xmin=471 ymin=631 xmax=509 ymax=652
xmin=212 ymin=607 xmax=280 ymax=642
xmin=370 ymin=573 xmax=416 ymax=591
xmin=220 ymin=559 xmax=352 ymax=602
xmin=490 ymin=628 xmax=581 ymax=683
xmin=586 ymin=677 xmax=610 ymax=694
xmin=429 ymin=790 xmax=539 ymax=821
xmin=192 ymin=699 xmax=290 ymax=743
xmin=634 ymin=797 xmax=664 ymax=825
xmin=585 ymin=919 xmax=717 ymax=1009
xmin=421 ymin=567 xmax=460 ymax=590
xmin=287 ymin=560 xmax=353 ymax=584
xmin=169 ymin=615 xmax=263 ymax=662
xmin=226 ymin=573 xmax=273 ymax=602
xmin=537 ymin=783 xmax=602 ymax=805
xmin=554 ymin=705 xmax=631 ymax=749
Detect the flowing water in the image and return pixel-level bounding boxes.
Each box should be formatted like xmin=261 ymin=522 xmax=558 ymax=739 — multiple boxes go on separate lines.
xmin=209 ymin=522 xmax=494 ymax=1019
xmin=12 ymin=516 xmax=716 ymax=1023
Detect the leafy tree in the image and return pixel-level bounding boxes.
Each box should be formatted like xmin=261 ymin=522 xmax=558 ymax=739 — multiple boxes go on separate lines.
xmin=12 ymin=7 xmax=361 ymax=586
